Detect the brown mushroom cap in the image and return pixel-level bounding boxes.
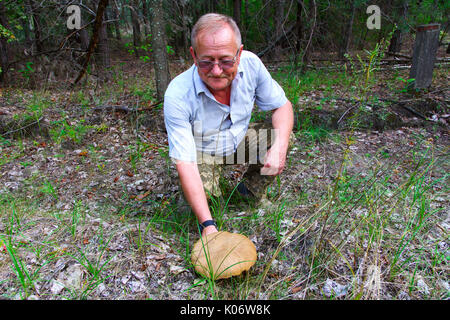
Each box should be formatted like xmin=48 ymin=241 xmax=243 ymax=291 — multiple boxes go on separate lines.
xmin=191 ymin=231 xmax=257 ymax=280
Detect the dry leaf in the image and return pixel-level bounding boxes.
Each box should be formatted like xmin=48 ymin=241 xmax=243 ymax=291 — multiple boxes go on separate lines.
xmin=135 ymin=191 xmax=150 ymax=201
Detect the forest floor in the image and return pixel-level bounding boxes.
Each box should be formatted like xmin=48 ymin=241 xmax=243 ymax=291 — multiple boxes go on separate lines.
xmin=0 ymin=47 xmax=448 ymax=300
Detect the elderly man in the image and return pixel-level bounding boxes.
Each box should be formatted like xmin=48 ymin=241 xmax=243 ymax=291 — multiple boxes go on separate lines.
xmin=164 ymin=13 xmax=293 ymax=236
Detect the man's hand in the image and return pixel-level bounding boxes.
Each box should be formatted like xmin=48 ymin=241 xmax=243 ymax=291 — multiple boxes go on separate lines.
xmin=263 ymin=100 xmax=293 ymax=176
xmin=202 ymin=225 xmax=218 ymax=237
xmin=261 ymin=140 xmax=288 ymax=176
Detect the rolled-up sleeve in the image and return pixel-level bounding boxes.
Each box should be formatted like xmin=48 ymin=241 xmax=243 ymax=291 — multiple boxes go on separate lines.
xmin=254 ymin=60 xmax=288 ymax=111
xmin=164 ymin=96 xmax=197 ymax=162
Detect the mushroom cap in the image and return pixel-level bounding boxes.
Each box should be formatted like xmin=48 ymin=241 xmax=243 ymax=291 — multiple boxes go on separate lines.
xmin=191 ymin=231 xmax=257 ymax=280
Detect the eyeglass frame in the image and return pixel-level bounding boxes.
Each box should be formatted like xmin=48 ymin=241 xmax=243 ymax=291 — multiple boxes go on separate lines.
xmin=194 ymin=49 xmax=240 ymax=71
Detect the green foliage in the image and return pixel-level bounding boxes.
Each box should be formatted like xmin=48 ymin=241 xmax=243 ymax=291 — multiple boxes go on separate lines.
xmin=0 ymin=23 xmax=16 ymax=42
xmin=408 ymin=0 xmax=449 ymax=26
xmin=49 ymin=119 xmax=92 ymax=145
xmin=396 ymin=76 xmax=415 ymax=93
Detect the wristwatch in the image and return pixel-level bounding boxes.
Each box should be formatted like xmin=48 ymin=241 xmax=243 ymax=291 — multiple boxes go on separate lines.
xmin=199 ymin=219 xmax=217 ymax=233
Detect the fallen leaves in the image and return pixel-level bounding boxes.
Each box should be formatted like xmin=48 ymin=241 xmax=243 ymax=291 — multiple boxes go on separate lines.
xmin=126 ymin=170 xmax=134 ymax=177
xmin=135 ymin=191 xmax=151 ymax=201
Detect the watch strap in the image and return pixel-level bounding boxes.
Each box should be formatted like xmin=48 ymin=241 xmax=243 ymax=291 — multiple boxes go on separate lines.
xmin=199 ymin=219 xmax=217 ymax=233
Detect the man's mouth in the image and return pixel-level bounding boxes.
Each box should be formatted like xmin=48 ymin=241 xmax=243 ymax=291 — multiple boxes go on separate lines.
xmin=207 ymin=75 xmax=228 ymax=79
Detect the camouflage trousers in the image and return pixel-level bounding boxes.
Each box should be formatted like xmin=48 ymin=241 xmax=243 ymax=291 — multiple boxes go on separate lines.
xmin=197 ymin=122 xmax=294 ymax=201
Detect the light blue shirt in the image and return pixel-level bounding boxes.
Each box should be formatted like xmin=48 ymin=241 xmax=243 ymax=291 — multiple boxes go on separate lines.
xmin=164 ymin=50 xmax=287 ymax=162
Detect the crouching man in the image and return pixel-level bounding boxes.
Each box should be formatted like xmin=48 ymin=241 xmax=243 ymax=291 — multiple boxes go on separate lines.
xmin=164 ymin=13 xmax=293 ymax=236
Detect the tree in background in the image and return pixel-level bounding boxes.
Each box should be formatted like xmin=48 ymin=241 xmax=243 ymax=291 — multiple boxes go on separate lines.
xmin=150 ymin=0 xmax=170 ymax=101
xmin=0 ymin=0 xmax=447 ymax=88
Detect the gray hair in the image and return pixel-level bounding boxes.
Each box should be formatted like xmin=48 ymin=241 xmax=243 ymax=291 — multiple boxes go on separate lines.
xmin=191 ymin=13 xmax=242 ymax=51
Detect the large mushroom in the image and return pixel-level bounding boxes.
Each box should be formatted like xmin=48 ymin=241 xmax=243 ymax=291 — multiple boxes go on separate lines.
xmin=191 ymin=231 xmax=257 ymax=280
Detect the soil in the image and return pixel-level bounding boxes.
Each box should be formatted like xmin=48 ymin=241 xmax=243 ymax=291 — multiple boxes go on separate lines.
xmin=0 ymin=56 xmax=448 ymax=300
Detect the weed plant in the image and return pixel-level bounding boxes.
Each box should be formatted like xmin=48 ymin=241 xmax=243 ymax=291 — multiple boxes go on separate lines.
xmin=0 ymin=46 xmax=447 ymax=300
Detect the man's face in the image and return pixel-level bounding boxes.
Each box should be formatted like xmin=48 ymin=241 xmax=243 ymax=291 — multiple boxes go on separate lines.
xmin=190 ymin=25 xmax=243 ymax=94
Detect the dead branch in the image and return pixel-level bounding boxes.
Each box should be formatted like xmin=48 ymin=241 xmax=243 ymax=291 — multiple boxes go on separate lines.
xmin=71 ymin=0 xmax=109 ymax=87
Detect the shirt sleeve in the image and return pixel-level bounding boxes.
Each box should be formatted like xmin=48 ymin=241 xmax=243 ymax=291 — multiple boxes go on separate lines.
xmin=254 ymin=59 xmax=288 ymax=111
xmin=163 ymin=96 xmax=197 ymax=162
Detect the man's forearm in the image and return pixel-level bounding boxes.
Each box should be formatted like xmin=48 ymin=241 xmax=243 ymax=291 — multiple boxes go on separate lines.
xmin=272 ymin=100 xmax=294 ymax=148
xmin=176 ymin=161 xmax=216 ymax=234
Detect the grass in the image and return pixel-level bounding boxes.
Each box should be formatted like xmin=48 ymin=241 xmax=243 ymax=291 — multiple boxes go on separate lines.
xmin=0 ymin=51 xmax=448 ymax=300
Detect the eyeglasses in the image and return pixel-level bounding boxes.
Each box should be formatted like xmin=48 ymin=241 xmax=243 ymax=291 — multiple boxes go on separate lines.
xmin=195 ymin=49 xmax=240 ymax=71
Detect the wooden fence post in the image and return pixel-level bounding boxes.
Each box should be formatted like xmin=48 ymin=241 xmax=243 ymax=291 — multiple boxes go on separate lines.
xmin=408 ymin=23 xmax=440 ymax=90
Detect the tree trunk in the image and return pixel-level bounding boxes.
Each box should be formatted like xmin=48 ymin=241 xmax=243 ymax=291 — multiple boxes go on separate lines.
xmin=409 ymin=23 xmax=440 ymax=90
xmin=142 ymin=0 xmax=150 ymax=36
xmin=302 ymin=0 xmax=316 ymax=67
xmin=179 ymin=0 xmax=188 ymax=58
xmin=209 ymin=0 xmax=216 ymax=12
xmin=150 ymin=0 xmax=170 ymax=101
xmin=72 ymin=0 xmax=109 ymax=85
xmin=0 ymin=2 xmax=9 ymax=83
xmin=96 ymin=9 xmax=111 ymax=76
xmin=21 ymin=18 xmax=32 ymax=48
xmin=295 ymin=0 xmax=304 ymax=54
xmin=388 ymin=1 xmax=409 ymax=54
xmin=263 ymin=0 xmax=272 ymax=50
xmin=131 ymin=0 xmax=141 ymax=57
xmin=105 ymin=7 xmax=114 ymax=39
xmin=274 ymin=0 xmax=285 ymax=59
xmin=112 ymin=2 xmax=121 ymax=40
xmin=339 ymin=0 xmax=356 ymax=59
xmin=28 ymin=0 xmax=43 ymax=53
xmin=243 ymin=0 xmax=249 ymax=42
xmin=233 ymin=0 xmax=241 ymax=30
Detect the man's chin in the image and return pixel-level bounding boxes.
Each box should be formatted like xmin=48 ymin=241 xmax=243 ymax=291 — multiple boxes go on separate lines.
xmin=206 ymin=79 xmax=230 ymax=92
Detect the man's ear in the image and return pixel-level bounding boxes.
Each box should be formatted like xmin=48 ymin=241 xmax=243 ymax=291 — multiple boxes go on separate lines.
xmin=239 ymin=44 xmax=244 ymax=55
xmin=236 ymin=44 xmax=244 ymax=63
xmin=189 ymin=47 xmax=196 ymax=64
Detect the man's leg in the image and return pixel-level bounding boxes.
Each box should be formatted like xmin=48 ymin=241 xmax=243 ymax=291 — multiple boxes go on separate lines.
xmin=239 ymin=122 xmax=274 ymax=200
xmin=197 ymin=152 xmax=223 ymax=199
xmin=240 ymin=122 xmax=294 ymax=201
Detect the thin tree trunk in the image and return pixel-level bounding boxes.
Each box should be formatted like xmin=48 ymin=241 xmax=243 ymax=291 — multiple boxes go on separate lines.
xmin=0 ymin=2 xmax=9 ymax=83
xmin=179 ymin=0 xmax=188 ymax=58
xmin=301 ymin=0 xmax=316 ymax=68
xmin=72 ymin=0 xmax=109 ymax=86
xmin=233 ymin=0 xmax=241 ymax=30
xmin=339 ymin=0 xmax=356 ymax=59
xmin=243 ymin=0 xmax=249 ymax=43
xmin=142 ymin=0 xmax=150 ymax=36
xmin=210 ymin=0 xmax=216 ymax=12
xmin=294 ymin=0 xmax=303 ymax=65
xmin=29 ymin=0 xmax=43 ymax=53
xmin=131 ymin=0 xmax=141 ymax=57
xmin=150 ymin=0 xmax=170 ymax=101
xmin=97 ymin=10 xmax=111 ymax=75
xmin=105 ymin=7 xmax=114 ymax=39
xmin=388 ymin=1 xmax=409 ymax=54
xmin=112 ymin=2 xmax=121 ymax=40
xmin=274 ymin=0 xmax=285 ymax=59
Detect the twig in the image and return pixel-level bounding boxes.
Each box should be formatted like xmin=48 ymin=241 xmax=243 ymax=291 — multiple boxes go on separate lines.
xmin=0 ymin=117 xmax=44 ymax=137
xmin=92 ymin=100 xmax=162 ymax=113
xmin=71 ymin=0 xmax=109 ymax=86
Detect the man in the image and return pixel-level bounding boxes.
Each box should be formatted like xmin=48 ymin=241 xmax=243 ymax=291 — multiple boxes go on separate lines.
xmin=164 ymin=13 xmax=293 ymax=236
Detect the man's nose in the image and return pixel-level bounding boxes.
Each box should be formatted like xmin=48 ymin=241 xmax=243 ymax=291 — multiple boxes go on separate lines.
xmin=210 ymin=63 xmax=223 ymax=76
